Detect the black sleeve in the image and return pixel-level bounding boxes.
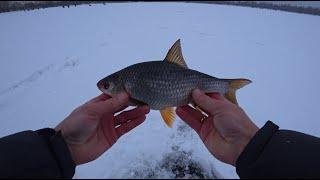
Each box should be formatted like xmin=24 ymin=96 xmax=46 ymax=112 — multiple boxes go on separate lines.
xmin=236 ymin=121 xmax=320 ymax=179
xmin=0 ymin=128 xmax=75 ymax=178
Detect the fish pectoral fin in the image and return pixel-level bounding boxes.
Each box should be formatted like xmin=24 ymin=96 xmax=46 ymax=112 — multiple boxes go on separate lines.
xmin=160 ymin=107 xmax=176 ymax=128
xmin=129 ymin=97 xmax=147 ymax=106
xmin=164 ymin=39 xmax=188 ymax=69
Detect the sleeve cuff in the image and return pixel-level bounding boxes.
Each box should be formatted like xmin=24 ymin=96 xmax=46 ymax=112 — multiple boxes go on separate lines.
xmin=36 ymin=128 xmax=76 ymax=178
xmin=236 ymin=120 xmax=279 ymax=176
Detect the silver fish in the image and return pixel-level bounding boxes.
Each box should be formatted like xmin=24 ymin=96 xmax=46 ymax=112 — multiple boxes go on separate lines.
xmin=97 ymin=39 xmax=251 ymax=127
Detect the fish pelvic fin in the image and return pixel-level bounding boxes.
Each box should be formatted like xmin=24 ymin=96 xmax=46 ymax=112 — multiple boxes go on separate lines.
xmin=225 ymin=79 xmax=252 ymax=105
xmin=160 ymin=107 xmax=176 ymax=128
xmin=164 ymin=39 xmax=188 ymax=69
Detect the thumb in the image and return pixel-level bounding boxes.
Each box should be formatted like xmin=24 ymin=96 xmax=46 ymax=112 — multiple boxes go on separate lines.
xmin=192 ymin=89 xmax=221 ymax=115
xmin=92 ymin=92 xmax=129 ymax=116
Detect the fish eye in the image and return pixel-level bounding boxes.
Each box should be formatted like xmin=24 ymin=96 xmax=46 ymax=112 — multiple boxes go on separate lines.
xmin=104 ymin=82 xmax=110 ymax=89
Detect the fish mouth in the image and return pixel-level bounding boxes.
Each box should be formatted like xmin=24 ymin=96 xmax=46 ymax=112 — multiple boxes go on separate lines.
xmin=99 ymin=88 xmax=111 ymax=96
xmin=97 ymin=80 xmax=112 ymax=96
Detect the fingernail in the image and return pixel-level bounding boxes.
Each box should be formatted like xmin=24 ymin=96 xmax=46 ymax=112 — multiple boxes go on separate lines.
xmin=192 ymin=89 xmax=203 ymax=98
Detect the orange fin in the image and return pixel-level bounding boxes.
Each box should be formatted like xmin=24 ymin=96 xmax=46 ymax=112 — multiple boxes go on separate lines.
xmin=160 ymin=107 xmax=176 ymax=128
xmin=164 ymin=39 xmax=188 ymax=69
xmin=229 ymin=79 xmax=252 ymax=90
xmin=224 ymin=89 xmax=238 ymax=105
xmin=225 ymin=79 xmax=252 ymax=105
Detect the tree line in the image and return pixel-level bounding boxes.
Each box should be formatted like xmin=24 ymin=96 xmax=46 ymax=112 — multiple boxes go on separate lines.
xmin=1 ymin=1 xmax=320 ymax=16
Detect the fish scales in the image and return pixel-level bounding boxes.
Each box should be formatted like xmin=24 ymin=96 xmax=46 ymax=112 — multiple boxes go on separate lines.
xmin=117 ymin=61 xmax=228 ymax=110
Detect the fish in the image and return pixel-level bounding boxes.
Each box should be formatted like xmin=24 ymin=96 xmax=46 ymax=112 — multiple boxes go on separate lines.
xmin=97 ymin=39 xmax=251 ymax=128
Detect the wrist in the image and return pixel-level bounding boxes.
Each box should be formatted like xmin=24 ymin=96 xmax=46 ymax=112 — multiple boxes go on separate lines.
xmin=239 ymin=126 xmax=259 ymax=159
xmin=36 ymin=128 xmax=76 ymax=177
xmin=54 ymin=128 xmax=81 ymax=165
xmin=236 ymin=121 xmax=279 ymax=168
xmin=65 ymin=143 xmax=81 ymax=165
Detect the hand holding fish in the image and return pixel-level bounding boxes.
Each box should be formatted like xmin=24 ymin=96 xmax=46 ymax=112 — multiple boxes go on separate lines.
xmin=55 ymin=93 xmax=150 ymax=165
xmin=95 ymin=39 xmax=255 ymax=166
xmin=176 ymin=89 xmax=259 ymax=166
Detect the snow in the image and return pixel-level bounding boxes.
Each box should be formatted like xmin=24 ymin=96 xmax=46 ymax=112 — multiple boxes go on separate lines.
xmin=1 ymin=2 xmax=320 ymax=179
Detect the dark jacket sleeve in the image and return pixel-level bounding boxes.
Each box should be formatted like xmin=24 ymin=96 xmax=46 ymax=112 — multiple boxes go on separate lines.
xmin=236 ymin=121 xmax=320 ymax=179
xmin=0 ymin=128 xmax=75 ymax=178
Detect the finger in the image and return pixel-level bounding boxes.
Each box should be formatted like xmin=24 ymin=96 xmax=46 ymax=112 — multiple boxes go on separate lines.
xmin=115 ymin=115 xmax=146 ymax=138
xmin=192 ymin=89 xmax=222 ymax=115
xmin=199 ymin=117 xmax=216 ymax=142
xmin=206 ymin=93 xmax=225 ymax=101
xmin=207 ymin=93 xmax=232 ymax=105
xmin=114 ymin=105 xmax=150 ymax=126
xmin=86 ymin=93 xmax=111 ymax=104
xmin=92 ymin=92 xmax=129 ymax=116
xmin=176 ymin=105 xmax=204 ymax=133
xmin=102 ymin=105 xmax=128 ymax=123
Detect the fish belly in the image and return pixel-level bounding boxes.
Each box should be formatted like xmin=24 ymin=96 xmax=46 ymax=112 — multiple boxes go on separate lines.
xmin=125 ymin=76 xmax=194 ymax=110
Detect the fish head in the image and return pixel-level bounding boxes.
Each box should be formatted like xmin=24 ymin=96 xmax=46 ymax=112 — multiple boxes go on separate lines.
xmin=97 ymin=72 xmax=125 ymax=96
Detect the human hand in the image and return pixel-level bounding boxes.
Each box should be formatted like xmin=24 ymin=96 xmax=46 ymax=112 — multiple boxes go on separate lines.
xmin=55 ymin=93 xmax=150 ymax=165
xmin=176 ymin=89 xmax=259 ymax=166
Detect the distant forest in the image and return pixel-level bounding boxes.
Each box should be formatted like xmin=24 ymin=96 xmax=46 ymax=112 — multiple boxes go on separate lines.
xmin=1 ymin=1 xmax=320 ymax=16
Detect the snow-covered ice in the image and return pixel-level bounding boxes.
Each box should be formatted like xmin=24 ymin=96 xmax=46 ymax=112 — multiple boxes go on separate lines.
xmin=1 ymin=2 xmax=320 ymax=179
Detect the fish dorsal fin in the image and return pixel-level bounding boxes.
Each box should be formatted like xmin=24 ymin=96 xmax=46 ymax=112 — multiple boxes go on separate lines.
xmin=160 ymin=107 xmax=176 ymax=128
xmin=164 ymin=39 xmax=188 ymax=68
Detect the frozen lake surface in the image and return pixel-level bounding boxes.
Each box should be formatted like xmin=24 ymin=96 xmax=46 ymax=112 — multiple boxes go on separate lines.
xmin=1 ymin=2 xmax=320 ymax=178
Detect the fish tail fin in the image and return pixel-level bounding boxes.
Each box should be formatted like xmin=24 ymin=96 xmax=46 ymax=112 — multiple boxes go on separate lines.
xmin=225 ymin=79 xmax=252 ymax=105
